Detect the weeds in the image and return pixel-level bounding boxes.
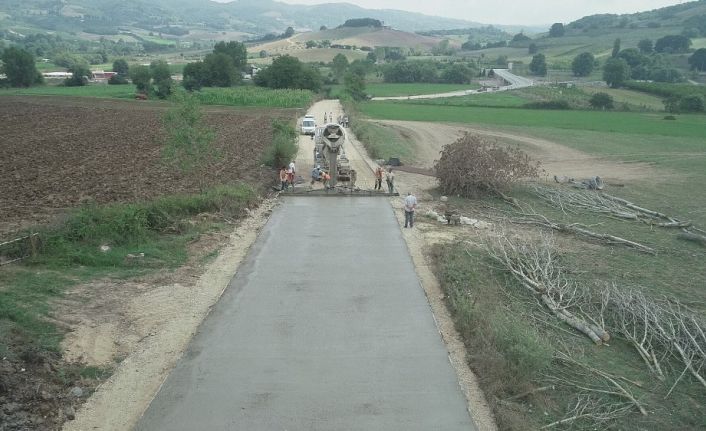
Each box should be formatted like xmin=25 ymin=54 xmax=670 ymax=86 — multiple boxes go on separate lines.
xmin=262 ymin=119 xmax=298 ymax=168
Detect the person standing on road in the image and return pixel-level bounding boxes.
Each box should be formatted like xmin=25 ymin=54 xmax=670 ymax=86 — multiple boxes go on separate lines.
xmin=374 ymin=166 xmax=384 ymax=191
xmin=385 ymin=168 xmax=395 ymax=194
xmin=404 ymin=192 xmax=417 ymax=228
xmin=279 ymin=166 xmax=288 ymax=191
xmin=324 ymin=112 xmax=327 ymax=123
xmin=288 ymin=161 xmax=296 ymax=188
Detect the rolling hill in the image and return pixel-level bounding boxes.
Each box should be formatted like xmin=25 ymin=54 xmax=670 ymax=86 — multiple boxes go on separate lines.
xmin=0 ymin=0 xmax=484 ymax=37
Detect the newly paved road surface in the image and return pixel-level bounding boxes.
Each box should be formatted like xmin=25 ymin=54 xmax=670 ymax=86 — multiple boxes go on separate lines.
xmin=135 ymin=197 xmax=475 ymax=431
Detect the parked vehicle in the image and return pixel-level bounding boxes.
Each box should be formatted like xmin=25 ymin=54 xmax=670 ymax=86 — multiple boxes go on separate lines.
xmin=301 ymin=115 xmax=316 ymax=135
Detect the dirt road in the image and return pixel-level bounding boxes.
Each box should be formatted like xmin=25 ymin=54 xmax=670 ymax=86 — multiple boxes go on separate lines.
xmin=375 ymin=120 xmax=658 ymax=183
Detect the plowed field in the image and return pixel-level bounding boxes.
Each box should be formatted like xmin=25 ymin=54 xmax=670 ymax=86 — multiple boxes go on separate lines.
xmin=0 ymin=96 xmax=286 ymax=237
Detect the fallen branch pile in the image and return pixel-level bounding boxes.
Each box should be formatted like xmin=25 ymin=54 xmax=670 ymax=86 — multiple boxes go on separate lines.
xmin=483 ymin=233 xmax=610 ymax=345
xmin=510 ymin=212 xmax=656 ymax=255
xmin=532 ymin=186 xmax=692 ymax=229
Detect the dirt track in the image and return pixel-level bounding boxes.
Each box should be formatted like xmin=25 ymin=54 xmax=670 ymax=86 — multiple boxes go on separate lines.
xmin=374 ymin=120 xmax=659 ymax=183
xmin=0 ymin=96 xmax=285 ymax=237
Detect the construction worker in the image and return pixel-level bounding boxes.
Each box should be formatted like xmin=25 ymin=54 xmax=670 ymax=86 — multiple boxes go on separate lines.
xmin=279 ymin=166 xmax=288 ymax=191
xmin=374 ymin=165 xmax=384 ymax=191
xmin=310 ymin=165 xmax=321 ymax=186
xmin=385 ymin=168 xmax=395 ymax=193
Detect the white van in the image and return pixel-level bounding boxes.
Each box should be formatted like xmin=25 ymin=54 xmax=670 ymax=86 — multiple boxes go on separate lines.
xmin=301 ymin=115 xmax=316 ymax=135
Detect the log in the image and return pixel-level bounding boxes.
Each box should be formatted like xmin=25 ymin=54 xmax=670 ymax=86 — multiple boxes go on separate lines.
xmin=678 ymin=231 xmax=706 ymax=246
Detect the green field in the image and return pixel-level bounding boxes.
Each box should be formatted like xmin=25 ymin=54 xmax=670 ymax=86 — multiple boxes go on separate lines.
xmin=361 ymin=102 xmax=705 ymax=137
xmin=0 ymin=85 xmax=314 ymax=108
xmin=0 ymin=84 xmax=137 ymax=99
xmin=330 ymin=82 xmax=479 ymax=98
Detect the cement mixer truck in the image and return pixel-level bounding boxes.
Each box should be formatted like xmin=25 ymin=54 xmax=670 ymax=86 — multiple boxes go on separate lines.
xmin=313 ymin=123 xmax=351 ymax=187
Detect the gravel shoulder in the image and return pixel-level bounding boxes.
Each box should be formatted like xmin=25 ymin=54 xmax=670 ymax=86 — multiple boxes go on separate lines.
xmin=62 ymin=200 xmax=276 ymax=431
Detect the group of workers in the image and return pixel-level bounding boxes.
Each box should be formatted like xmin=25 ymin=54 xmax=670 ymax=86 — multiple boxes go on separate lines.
xmin=323 ymin=112 xmax=349 ymax=128
xmin=278 ymin=161 xmax=297 ymax=191
xmin=374 ymin=166 xmax=395 ymax=194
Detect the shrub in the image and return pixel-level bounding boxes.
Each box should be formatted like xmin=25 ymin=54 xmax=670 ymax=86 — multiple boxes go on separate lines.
xmin=262 ymin=119 xmax=298 ymax=168
xmin=523 ymin=100 xmax=570 ymax=110
xmin=434 ymin=133 xmax=540 ymax=197
xmin=589 ymin=92 xmax=614 ymax=110
xmin=679 ymin=95 xmax=705 ymax=112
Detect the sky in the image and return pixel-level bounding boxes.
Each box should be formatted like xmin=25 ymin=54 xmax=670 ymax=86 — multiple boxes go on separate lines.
xmin=270 ymin=0 xmax=691 ymax=25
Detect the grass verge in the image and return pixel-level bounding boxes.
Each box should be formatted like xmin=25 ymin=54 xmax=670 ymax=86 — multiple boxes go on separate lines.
xmin=0 ymin=184 xmax=258 ymax=355
xmin=262 ymin=119 xmax=298 ymax=168
xmin=341 ymin=98 xmax=414 ymax=161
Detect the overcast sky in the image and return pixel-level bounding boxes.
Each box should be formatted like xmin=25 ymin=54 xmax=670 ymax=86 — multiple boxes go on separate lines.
xmin=271 ymin=0 xmax=690 ymax=25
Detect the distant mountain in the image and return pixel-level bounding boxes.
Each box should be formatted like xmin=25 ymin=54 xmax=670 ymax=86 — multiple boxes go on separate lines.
xmin=0 ymin=0 xmax=485 ymax=36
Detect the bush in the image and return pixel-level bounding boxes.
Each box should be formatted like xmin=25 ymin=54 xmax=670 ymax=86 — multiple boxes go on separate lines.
xmin=434 ymin=133 xmax=540 ymax=197
xmin=108 ymin=74 xmax=129 ymax=85
xmin=679 ymin=95 xmax=705 ymax=112
xmin=523 ymin=100 xmax=570 ymax=110
xmin=589 ymin=92 xmax=614 ymax=110
xmin=262 ymin=119 xmax=298 ymax=168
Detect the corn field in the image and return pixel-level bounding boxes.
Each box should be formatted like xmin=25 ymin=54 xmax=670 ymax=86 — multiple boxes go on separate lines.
xmin=197 ymin=87 xmax=314 ymax=108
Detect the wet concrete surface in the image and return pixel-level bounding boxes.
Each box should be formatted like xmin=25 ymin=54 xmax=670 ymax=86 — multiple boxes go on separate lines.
xmin=134 ymin=197 xmax=475 ymax=431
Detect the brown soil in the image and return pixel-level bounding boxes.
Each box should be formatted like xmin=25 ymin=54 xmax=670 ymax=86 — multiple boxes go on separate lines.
xmin=375 ymin=120 xmax=661 ymax=183
xmin=0 ymin=95 xmax=284 ymax=430
xmin=0 ymin=96 xmax=286 ymax=238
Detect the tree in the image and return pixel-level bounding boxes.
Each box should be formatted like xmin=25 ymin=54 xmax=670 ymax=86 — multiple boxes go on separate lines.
xmin=259 ymin=50 xmax=268 ymax=58
xmin=212 ymin=41 xmax=247 ymax=70
xmin=204 ymin=53 xmax=238 ymax=87
xmin=589 ymin=92 xmax=614 ymax=110
xmin=366 ymin=51 xmax=377 ymax=63
xmin=512 ymin=32 xmax=531 ymax=42
xmin=603 ymin=58 xmax=630 ymax=88
xmin=529 ymin=54 xmax=547 ymax=76
xmin=655 ymin=35 xmax=691 ymax=53
xmin=528 ymin=43 xmax=538 ymax=54
xmin=130 ymin=65 xmax=152 ymax=94
xmin=679 ymin=95 xmax=705 ymax=112
xmin=571 ymin=52 xmax=595 ymax=77
xmin=549 ymin=23 xmax=565 ymax=37
xmin=0 ymin=47 xmax=42 ymax=87
xmin=305 ymin=40 xmax=317 ymax=48
xmin=617 ymin=48 xmax=649 ymax=69
xmin=162 ymin=90 xmax=217 ymax=191
xmin=283 ymin=27 xmax=295 ymax=38
xmin=331 ymin=53 xmax=349 ymax=80
xmin=612 ymin=38 xmax=621 ymax=58
xmin=344 ymin=71 xmax=366 ymax=101
xmin=638 ymin=39 xmax=653 ymax=54
xmin=182 ymin=61 xmax=207 ymax=91
xmin=112 ymin=59 xmax=129 ymax=77
xmin=151 ymin=60 xmax=173 ymax=99
xmin=689 ymin=48 xmax=706 ymax=71
xmin=441 ymin=63 xmax=475 ymax=84
xmin=64 ymin=63 xmax=91 ymax=86
xmin=649 ymin=67 xmax=683 ymax=83
xmin=254 ymin=55 xmax=321 ymax=91
xmin=319 ymin=25 xmax=327 ymax=31
xmin=434 ymin=133 xmax=540 ymax=197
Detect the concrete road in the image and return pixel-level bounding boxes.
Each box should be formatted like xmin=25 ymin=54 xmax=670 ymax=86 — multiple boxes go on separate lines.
xmin=135 ymin=197 xmax=475 ymax=431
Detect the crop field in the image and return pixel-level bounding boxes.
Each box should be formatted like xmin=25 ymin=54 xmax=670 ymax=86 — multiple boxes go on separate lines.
xmin=0 ymin=85 xmax=315 ymax=108
xmin=361 ymin=101 xmax=705 ymax=137
xmin=403 ymin=85 xmax=666 ymax=111
xmin=0 ymin=96 xmax=286 ymax=236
